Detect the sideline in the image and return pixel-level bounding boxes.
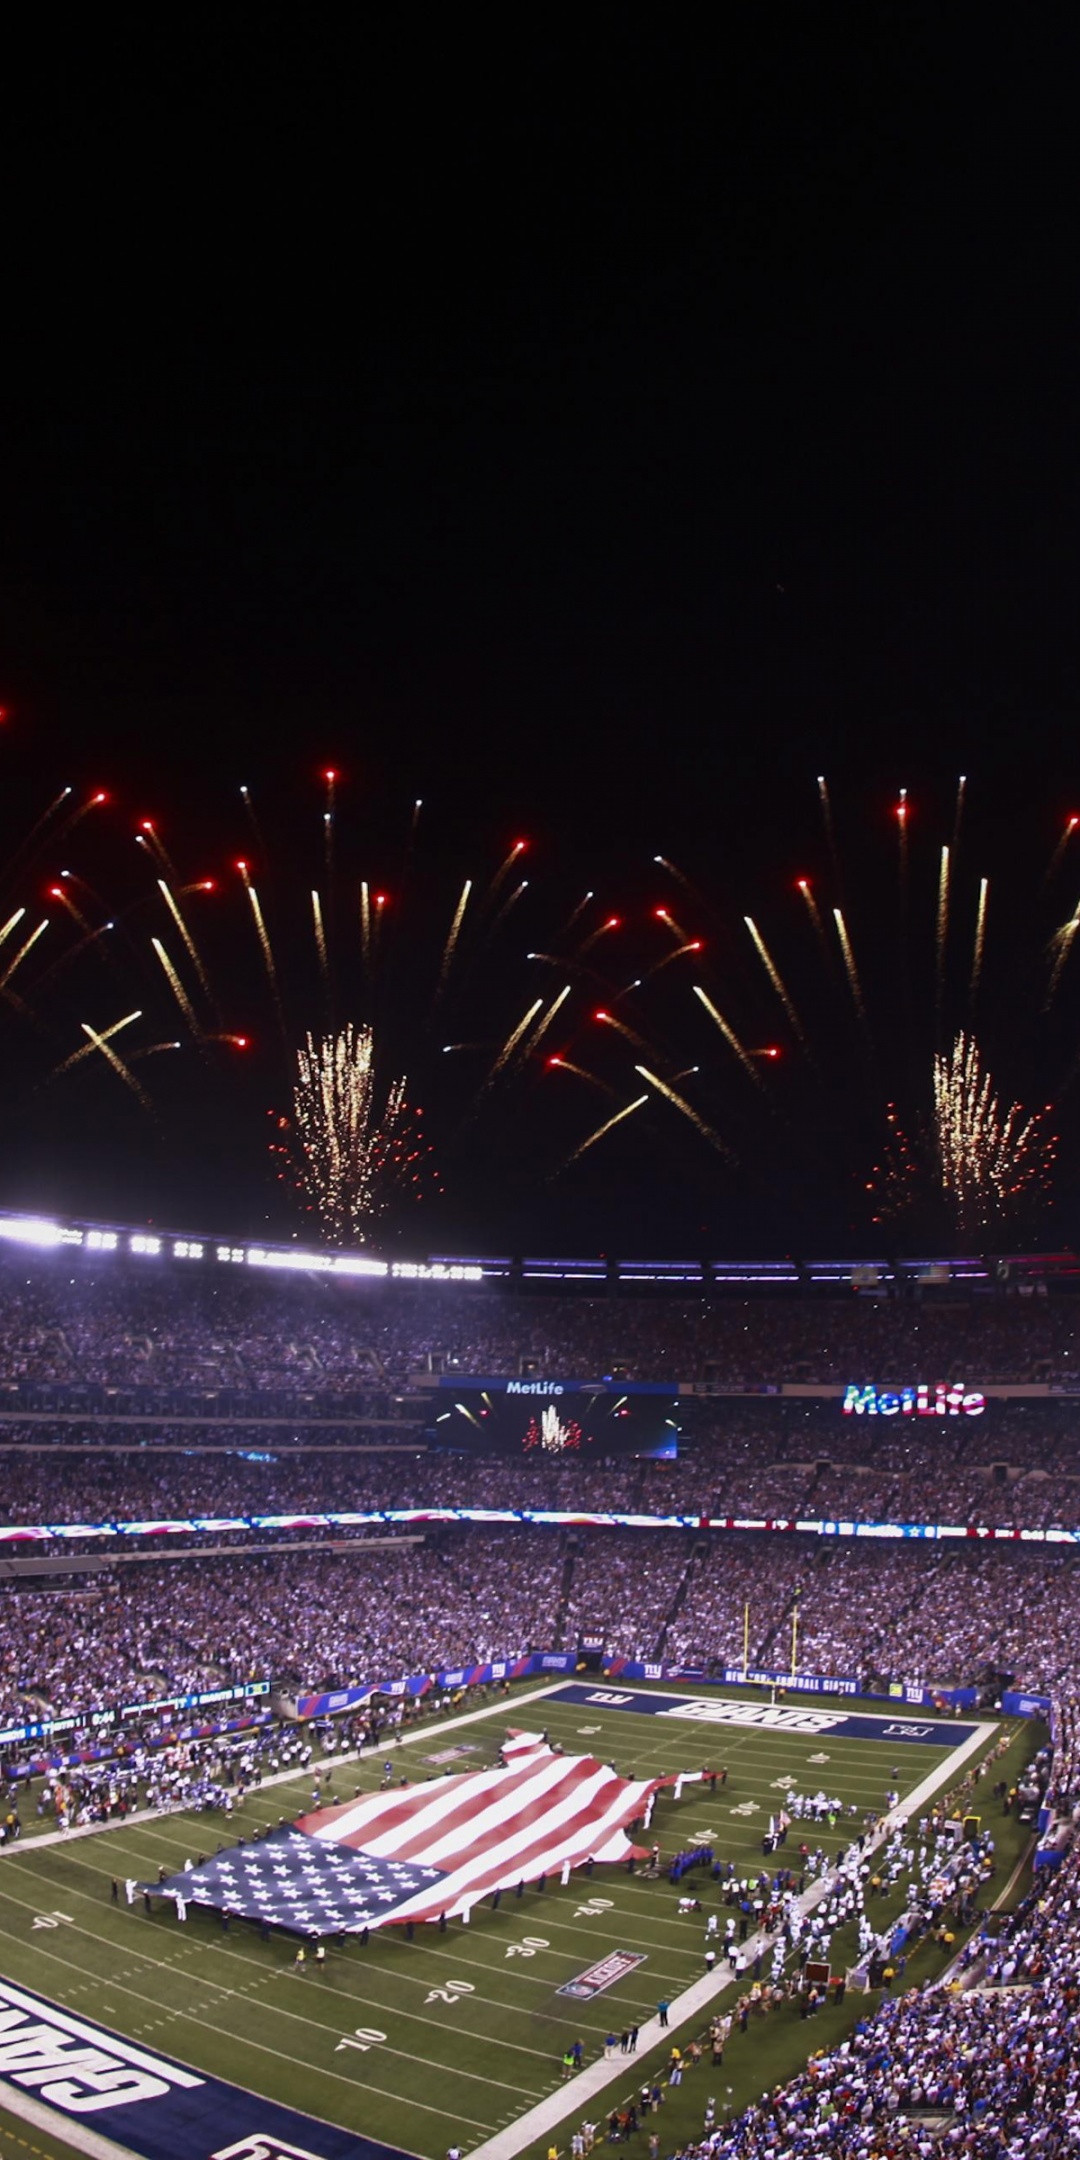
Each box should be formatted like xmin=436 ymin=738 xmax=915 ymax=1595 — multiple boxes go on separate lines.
xmin=462 ymin=1719 xmax=997 ymax=2160
xmin=0 ymin=2089 xmax=137 ymax=2160
xmin=0 ymin=1680 xmax=567 ymax=1857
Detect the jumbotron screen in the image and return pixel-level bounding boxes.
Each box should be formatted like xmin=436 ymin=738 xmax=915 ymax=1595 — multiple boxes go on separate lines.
xmin=429 ymin=1378 xmax=679 ymax=1458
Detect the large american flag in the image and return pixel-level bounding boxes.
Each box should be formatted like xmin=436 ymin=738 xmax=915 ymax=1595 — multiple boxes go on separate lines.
xmin=147 ymin=1735 xmax=678 ymax=1933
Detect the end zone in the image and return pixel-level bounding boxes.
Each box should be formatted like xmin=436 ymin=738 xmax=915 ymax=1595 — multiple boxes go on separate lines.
xmin=547 ymin=1681 xmax=982 ymax=1746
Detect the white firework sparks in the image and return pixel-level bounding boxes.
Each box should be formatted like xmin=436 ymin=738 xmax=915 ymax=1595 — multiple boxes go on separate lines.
xmin=933 ymin=1031 xmax=1055 ymax=1235
xmin=871 ymin=1031 xmax=1056 ymax=1236
xmin=283 ymin=1023 xmax=416 ymax=1244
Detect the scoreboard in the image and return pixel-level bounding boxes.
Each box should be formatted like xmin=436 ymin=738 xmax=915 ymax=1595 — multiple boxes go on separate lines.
xmin=429 ymin=1377 xmax=679 ymax=1458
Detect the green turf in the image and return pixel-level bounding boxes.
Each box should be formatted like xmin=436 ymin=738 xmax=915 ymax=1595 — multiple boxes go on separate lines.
xmin=0 ymin=1682 xmax=1043 ymax=2160
xmin=0 ymin=2101 xmax=98 ymax=2160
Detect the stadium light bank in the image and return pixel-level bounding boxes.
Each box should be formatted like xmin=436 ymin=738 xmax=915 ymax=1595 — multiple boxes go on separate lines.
xmin=0 ymin=1211 xmax=482 ymax=1284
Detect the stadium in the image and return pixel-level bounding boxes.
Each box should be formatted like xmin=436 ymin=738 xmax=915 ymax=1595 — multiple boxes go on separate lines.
xmin=4 ymin=21 xmax=1080 ymax=2158
xmin=1 ymin=1209 xmax=1077 ymax=2160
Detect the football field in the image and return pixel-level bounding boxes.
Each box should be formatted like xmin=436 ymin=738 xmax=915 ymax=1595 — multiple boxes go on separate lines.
xmin=0 ymin=1679 xmax=1039 ymax=2160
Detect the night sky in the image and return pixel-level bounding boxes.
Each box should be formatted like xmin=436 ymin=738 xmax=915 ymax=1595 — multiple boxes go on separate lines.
xmin=1 ymin=15 xmax=1078 ymax=1255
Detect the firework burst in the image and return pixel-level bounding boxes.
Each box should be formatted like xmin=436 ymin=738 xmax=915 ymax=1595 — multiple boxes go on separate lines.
xmin=870 ymin=1031 xmax=1057 ymax=1237
xmin=271 ymin=1023 xmax=427 ymax=1244
xmin=628 ymin=779 xmax=1080 ymax=1242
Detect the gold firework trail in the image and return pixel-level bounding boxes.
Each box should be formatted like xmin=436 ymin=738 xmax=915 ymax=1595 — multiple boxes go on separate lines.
xmin=969 ymin=876 xmax=989 ymax=1004
xmin=359 ymin=881 xmax=371 ymax=973
xmin=488 ymin=878 xmax=528 ymax=939
xmin=312 ymin=890 xmax=329 ymax=990
xmin=486 ymin=998 xmax=543 ymax=1084
xmin=238 ymin=864 xmax=283 ymax=1008
xmin=951 ymin=774 xmax=967 ymax=857
xmin=817 ymin=775 xmax=842 ymax=891
xmin=936 ymin=845 xmax=951 ymax=1016
xmin=1 ymin=787 xmax=72 ymax=892
xmin=157 ymin=879 xmax=213 ymax=1001
xmin=484 ymin=839 xmax=527 ymax=910
xmin=0 ymin=907 xmax=26 ymax=953
xmin=323 ymin=772 xmax=336 ymax=889
xmin=1042 ymin=813 xmax=1079 ymax=890
xmin=151 ymin=937 xmax=203 ymax=1039
xmin=560 ymin=1093 xmax=648 ymax=1170
xmin=639 ymin=939 xmax=703 ymax=985
xmin=832 ymin=907 xmax=865 ymax=1020
xmin=79 ymin=1020 xmax=152 ymax=1109
xmin=579 ymin=914 xmax=623 ymax=955
xmin=547 ymin=1057 xmax=614 ymax=1094
xmin=634 ymin=1063 xmax=731 ymax=1157
xmin=519 ymin=983 xmax=571 ymax=1060
xmin=1046 ymin=900 xmax=1080 ymax=1009
xmin=560 ymin=891 xmax=594 ymax=938
xmin=692 ymin=985 xmax=761 ymax=1082
xmin=652 ymin=907 xmax=689 ymax=944
xmin=744 ymin=916 xmax=808 ymax=1050
xmin=0 ymin=918 xmax=48 ymax=994
xmin=137 ymin=822 xmax=181 ymax=883
xmin=49 ymin=1008 xmax=142 ymax=1081
xmin=595 ymin=1008 xmax=651 ymax=1053
xmin=50 ymin=885 xmax=93 ymax=934
xmin=437 ymin=878 xmax=472 ymax=991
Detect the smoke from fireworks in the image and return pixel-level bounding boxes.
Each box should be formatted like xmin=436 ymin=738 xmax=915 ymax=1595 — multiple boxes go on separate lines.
xmin=273 ymin=1023 xmax=427 ymax=1244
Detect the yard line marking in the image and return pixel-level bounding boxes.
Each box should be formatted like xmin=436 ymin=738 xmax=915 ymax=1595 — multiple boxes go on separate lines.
xmin=0 ymin=1880 xmax=536 ymax=2120
xmin=461 ymin=1718 xmax=999 ymax=2160
xmin=1 ymin=1679 xmax=567 ymax=1858
xmin=5 ymin=1846 xmax=621 ymax=2048
xmin=0 ymin=2088 xmax=138 ymax=2160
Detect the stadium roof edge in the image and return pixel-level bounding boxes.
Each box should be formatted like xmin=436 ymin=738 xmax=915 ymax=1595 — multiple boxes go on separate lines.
xmin=1 ymin=1209 xmax=1078 ymax=1291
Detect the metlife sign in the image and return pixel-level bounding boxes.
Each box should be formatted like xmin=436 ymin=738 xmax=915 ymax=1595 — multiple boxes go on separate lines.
xmin=842 ymin=1382 xmax=986 ymax=1418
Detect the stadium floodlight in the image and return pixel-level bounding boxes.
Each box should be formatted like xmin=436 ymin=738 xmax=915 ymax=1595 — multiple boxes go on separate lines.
xmin=244 ymin=1245 xmax=388 ymax=1278
xmin=0 ymin=1214 xmax=65 ymax=1248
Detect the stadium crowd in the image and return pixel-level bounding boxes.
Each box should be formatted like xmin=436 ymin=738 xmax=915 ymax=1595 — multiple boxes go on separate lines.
xmin=3 ymin=1247 xmax=1080 ymax=2159
xmin=1 ymin=1423 xmax=1079 ymax=1551
xmin=4 ymin=1248 xmax=1080 ymax=1391
xmin=4 ymin=1529 xmax=1080 ymax=1738
xmin=708 ymin=1839 xmax=1080 ymax=2156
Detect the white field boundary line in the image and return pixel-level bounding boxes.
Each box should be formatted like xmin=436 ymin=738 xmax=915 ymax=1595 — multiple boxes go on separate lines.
xmin=0 ymin=1680 xmax=568 ymax=1857
xmin=463 ymin=1717 xmax=998 ymax=2160
xmin=0 ymin=2087 xmax=139 ymax=2160
xmin=0 ymin=1693 xmax=576 ymax=2158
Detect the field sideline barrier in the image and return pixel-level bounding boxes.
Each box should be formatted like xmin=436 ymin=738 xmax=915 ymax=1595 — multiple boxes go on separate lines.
xmin=0 ymin=1653 xmax=1050 ymax=1779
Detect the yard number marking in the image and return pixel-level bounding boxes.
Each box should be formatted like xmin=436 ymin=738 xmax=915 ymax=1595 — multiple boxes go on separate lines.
xmin=425 ymin=1978 xmax=476 ymax=2006
xmin=574 ymin=1897 xmax=614 ymax=1918
xmin=505 ymin=1935 xmax=550 ymax=1959
xmin=336 ymin=2026 xmax=387 ymax=2053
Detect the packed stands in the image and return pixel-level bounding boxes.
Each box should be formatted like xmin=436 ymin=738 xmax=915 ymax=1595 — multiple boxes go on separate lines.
xmin=4 ymin=1243 xmax=1080 ymax=1396
xmin=3 ymin=1235 xmax=1079 ymax=2159
xmin=2 ymin=1237 xmax=1079 ymax=1741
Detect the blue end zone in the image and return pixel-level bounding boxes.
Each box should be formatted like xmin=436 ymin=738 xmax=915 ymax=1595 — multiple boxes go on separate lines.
xmin=548 ymin=1682 xmax=981 ymax=1746
xmin=0 ymin=1975 xmax=412 ymax=2160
